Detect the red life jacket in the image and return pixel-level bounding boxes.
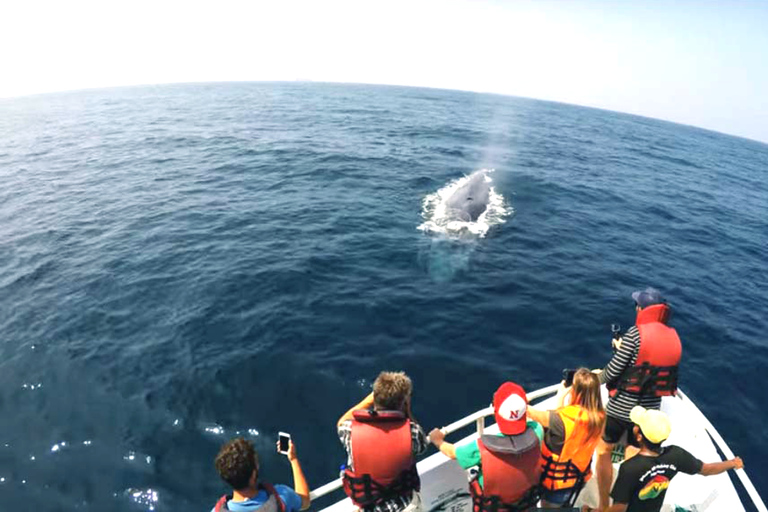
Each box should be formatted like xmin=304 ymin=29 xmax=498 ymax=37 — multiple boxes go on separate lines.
xmin=342 ymin=409 xmax=420 ymax=508
xmin=470 ymin=432 xmax=542 ymax=512
xmin=617 ymin=304 xmax=682 ymax=397
xmin=214 ymin=483 xmax=286 ymax=512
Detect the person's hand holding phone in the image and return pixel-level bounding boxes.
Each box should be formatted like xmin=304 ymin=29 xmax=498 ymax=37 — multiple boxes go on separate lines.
xmin=277 ymin=432 xmax=297 ymax=461
xmin=557 ymin=371 xmax=574 ymax=408
xmin=275 ymin=433 xmax=309 ymax=509
xmin=285 ymin=439 xmax=297 ymax=461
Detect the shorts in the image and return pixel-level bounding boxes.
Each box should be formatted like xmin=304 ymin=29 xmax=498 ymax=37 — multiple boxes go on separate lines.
xmin=602 ymin=415 xmax=639 ymax=447
xmin=540 ymin=486 xmax=578 ymax=505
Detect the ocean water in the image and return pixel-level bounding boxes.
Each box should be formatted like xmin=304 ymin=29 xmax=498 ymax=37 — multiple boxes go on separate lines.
xmin=0 ymin=82 xmax=766 ymax=510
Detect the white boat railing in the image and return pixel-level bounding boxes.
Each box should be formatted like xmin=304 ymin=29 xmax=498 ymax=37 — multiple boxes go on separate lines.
xmin=308 ymin=384 xmax=561 ymax=500
xmin=676 ymin=389 xmax=767 ymax=512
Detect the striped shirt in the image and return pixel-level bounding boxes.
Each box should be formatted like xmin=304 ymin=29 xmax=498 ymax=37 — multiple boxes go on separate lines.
xmin=338 ymin=419 xmax=428 ymax=512
xmin=599 ymin=326 xmax=662 ymax=421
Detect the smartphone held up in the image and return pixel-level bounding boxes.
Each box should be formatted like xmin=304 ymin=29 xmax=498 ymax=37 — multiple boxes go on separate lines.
xmin=562 ymin=369 xmax=576 ymax=387
xmin=278 ymin=432 xmax=291 ymax=454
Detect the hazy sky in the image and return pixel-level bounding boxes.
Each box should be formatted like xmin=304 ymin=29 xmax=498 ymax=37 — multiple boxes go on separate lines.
xmin=2 ymin=0 xmax=767 ymax=142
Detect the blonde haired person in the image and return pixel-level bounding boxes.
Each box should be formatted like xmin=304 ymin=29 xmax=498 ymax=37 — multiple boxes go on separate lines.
xmin=527 ymin=368 xmax=606 ymax=508
xmin=337 ymin=372 xmax=427 ymax=512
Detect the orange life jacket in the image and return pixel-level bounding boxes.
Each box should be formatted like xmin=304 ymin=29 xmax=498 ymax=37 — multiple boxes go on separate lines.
xmin=540 ymin=405 xmax=602 ymax=498
xmin=342 ymin=409 xmax=419 ymax=507
xmin=214 ymin=483 xmax=286 ymax=512
xmin=470 ymin=432 xmax=541 ymax=512
xmin=617 ymin=304 xmax=682 ymax=397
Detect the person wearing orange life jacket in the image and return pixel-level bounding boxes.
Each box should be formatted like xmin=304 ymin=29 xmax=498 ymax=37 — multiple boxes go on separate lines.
xmin=527 ymin=369 xmax=606 ymax=508
xmin=338 ymin=371 xmax=428 ymax=512
xmin=594 ymin=288 xmax=682 ymax=512
xmin=211 ymin=437 xmax=310 ymax=512
xmin=429 ymin=382 xmax=544 ymax=512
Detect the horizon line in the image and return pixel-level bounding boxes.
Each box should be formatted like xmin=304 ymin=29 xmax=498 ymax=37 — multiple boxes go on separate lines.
xmin=2 ymin=79 xmax=766 ymax=147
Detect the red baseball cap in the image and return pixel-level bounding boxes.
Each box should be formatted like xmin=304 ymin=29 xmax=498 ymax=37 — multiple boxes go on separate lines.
xmin=493 ymin=382 xmax=528 ymax=435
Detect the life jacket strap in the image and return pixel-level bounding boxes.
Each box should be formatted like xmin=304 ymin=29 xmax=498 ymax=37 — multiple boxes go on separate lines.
xmin=618 ymin=362 xmax=679 ymax=396
xmin=214 ymin=483 xmax=286 ymax=512
xmin=214 ymin=494 xmax=232 ymax=512
xmin=469 ymin=480 xmax=540 ymax=512
xmin=540 ymin=456 xmax=588 ymax=506
xmin=260 ymin=482 xmax=286 ymax=512
xmin=343 ymin=465 xmax=420 ymax=507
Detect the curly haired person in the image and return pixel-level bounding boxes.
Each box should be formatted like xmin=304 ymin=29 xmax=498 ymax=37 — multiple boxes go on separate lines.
xmin=211 ymin=437 xmax=310 ymax=512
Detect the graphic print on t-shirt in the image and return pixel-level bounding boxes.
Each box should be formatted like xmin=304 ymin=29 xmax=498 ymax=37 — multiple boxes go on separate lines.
xmin=638 ymin=475 xmax=670 ymax=500
xmin=611 ymin=446 xmax=703 ymax=512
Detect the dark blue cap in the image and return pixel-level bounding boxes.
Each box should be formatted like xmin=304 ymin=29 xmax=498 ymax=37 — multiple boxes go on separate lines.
xmin=632 ymin=287 xmax=665 ymax=308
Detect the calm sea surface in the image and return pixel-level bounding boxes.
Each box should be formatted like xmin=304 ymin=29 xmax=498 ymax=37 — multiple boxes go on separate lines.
xmin=1 ymin=83 xmax=766 ymax=510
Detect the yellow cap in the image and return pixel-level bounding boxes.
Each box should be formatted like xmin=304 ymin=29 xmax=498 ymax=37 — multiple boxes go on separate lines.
xmin=630 ymin=406 xmax=671 ymax=444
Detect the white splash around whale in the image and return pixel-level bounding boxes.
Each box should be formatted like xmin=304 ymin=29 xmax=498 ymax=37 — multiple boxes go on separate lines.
xmin=417 ymin=169 xmax=511 ymax=238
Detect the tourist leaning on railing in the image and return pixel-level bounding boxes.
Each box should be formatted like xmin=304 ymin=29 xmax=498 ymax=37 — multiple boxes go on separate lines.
xmin=337 ymin=371 xmax=428 ymax=512
xmin=429 ymin=381 xmax=544 ymax=512
xmin=527 ymin=368 xmax=605 ymax=508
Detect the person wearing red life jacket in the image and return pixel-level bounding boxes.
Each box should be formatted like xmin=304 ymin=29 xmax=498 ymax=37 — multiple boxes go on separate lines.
xmin=527 ymin=368 xmax=606 ymax=508
xmin=594 ymin=288 xmax=682 ymax=512
xmin=338 ymin=371 xmax=428 ymax=512
xmin=429 ymin=382 xmax=544 ymax=512
xmin=211 ymin=437 xmax=310 ymax=512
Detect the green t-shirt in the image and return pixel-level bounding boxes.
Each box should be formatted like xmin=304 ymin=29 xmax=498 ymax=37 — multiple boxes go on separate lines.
xmin=454 ymin=421 xmax=543 ymax=488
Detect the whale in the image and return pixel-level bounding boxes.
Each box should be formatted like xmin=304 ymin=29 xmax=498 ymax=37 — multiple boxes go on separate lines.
xmin=444 ymin=170 xmax=491 ymax=222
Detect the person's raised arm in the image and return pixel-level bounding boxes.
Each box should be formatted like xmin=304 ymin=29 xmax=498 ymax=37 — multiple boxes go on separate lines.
xmin=555 ymin=382 xmax=572 ymax=408
xmin=700 ymin=457 xmax=743 ymax=476
xmin=428 ymin=428 xmax=456 ymax=459
xmin=599 ymin=329 xmax=638 ymax=387
xmin=526 ymin=407 xmax=550 ymax=428
xmin=337 ymin=392 xmax=374 ymax=426
xmin=281 ymin=440 xmax=311 ymax=510
xmin=528 ymin=382 xmax=571 ymax=427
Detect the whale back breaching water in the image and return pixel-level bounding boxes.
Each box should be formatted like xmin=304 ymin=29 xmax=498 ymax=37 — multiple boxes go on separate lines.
xmin=418 ymin=169 xmax=511 ymax=238
xmin=444 ymin=170 xmax=491 ymax=222
xmin=418 ymin=169 xmax=512 ymax=281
